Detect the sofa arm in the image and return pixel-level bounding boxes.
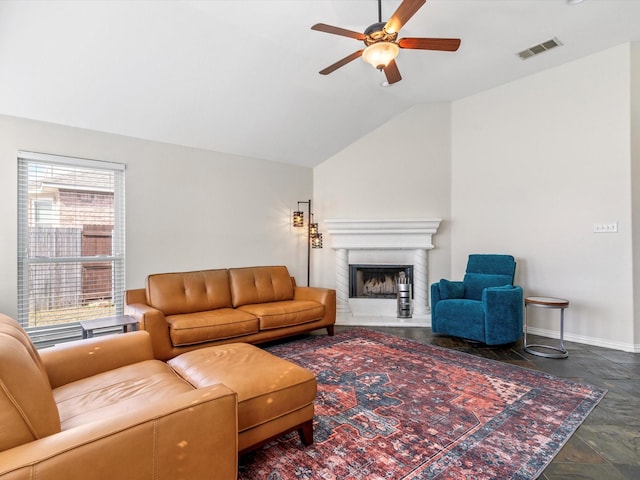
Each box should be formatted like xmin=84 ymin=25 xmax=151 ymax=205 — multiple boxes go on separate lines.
xmin=125 ymin=300 xmax=175 ymax=361
xmin=124 ymin=287 xmax=146 ymax=305
xmin=482 ymin=285 xmax=524 ymax=345
xmin=430 ymin=282 xmax=442 ymax=314
xmin=0 ymin=384 xmax=238 ymax=480
xmin=41 ymin=330 xmax=155 ymax=388
xmin=295 ymin=287 xmax=336 ymax=324
xmin=294 ymin=286 xmax=334 ymax=304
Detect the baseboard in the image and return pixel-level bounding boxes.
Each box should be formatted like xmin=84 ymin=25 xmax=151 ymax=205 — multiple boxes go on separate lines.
xmin=336 ymin=317 xmax=639 ymax=353
xmin=526 ymin=326 xmax=639 ymax=353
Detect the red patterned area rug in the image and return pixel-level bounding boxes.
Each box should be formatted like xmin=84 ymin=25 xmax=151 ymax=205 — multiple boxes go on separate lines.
xmin=238 ymin=328 xmax=606 ymax=480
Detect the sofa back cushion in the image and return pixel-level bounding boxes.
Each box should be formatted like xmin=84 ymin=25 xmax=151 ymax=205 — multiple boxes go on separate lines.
xmin=229 ymin=266 xmax=294 ymax=307
xmin=0 ymin=314 xmax=61 ymax=452
xmin=146 ymin=269 xmax=232 ymax=316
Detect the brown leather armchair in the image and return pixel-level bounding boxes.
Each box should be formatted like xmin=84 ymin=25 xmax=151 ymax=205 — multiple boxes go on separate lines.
xmin=0 ymin=314 xmax=238 ymax=480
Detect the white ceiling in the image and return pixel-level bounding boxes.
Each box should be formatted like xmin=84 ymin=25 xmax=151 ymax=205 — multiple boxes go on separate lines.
xmin=1 ymin=0 xmax=639 ymax=167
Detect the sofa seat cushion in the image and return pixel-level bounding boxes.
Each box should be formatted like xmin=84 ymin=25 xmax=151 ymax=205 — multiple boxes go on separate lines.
xmin=237 ymin=300 xmax=324 ymax=330
xmin=53 ymin=360 xmax=194 ymax=430
xmin=166 ymin=308 xmax=259 ymax=346
xmin=168 ymin=343 xmax=316 ymax=433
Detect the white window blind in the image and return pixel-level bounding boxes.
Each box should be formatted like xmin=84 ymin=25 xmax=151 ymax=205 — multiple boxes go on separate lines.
xmin=17 ymin=151 xmax=125 ymax=339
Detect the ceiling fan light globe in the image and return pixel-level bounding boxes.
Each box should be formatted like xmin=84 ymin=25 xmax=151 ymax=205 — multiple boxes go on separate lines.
xmin=362 ymin=42 xmax=399 ymax=70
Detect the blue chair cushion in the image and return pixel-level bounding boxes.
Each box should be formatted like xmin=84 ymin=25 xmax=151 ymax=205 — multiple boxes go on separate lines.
xmin=434 ymin=299 xmax=485 ymax=342
xmin=463 ymin=273 xmax=512 ymax=301
xmin=439 ymin=279 xmax=464 ymax=299
xmin=466 ymin=254 xmax=516 ymax=276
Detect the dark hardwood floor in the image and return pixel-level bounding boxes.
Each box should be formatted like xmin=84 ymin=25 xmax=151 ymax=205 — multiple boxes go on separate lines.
xmin=326 ymin=325 xmax=640 ymax=480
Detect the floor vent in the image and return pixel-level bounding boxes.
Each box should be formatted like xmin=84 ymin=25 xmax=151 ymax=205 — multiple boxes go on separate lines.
xmin=517 ymin=37 xmax=562 ymax=60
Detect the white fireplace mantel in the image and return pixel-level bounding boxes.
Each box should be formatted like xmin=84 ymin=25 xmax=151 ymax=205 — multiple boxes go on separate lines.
xmin=325 ymin=219 xmax=441 ymax=250
xmin=325 ymin=219 xmax=441 ymax=326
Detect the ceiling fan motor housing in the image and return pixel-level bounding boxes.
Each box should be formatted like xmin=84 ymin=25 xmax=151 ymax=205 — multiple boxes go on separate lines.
xmin=363 ymin=22 xmax=398 ymax=46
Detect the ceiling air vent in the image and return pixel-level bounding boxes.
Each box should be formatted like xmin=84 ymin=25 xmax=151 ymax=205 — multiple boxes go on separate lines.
xmin=517 ymin=38 xmax=563 ymax=60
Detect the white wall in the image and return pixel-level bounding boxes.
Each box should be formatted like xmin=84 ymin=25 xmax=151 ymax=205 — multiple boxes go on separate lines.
xmin=0 ymin=115 xmax=313 ymax=319
xmin=631 ymin=42 xmax=640 ymax=348
xmin=313 ymin=103 xmax=453 ymax=300
xmin=314 ymin=44 xmax=638 ymax=351
xmin=452 ymin=44 xmax=635 ymax=351
xmin=2 ymin=45 xmax=638 ymax=351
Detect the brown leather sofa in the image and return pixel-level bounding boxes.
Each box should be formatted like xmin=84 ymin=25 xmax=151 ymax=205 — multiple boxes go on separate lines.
xmin=125 ymin=265 xmax=336 ymax=360
xmin=0 ymin=313 xmax=317 ymax=479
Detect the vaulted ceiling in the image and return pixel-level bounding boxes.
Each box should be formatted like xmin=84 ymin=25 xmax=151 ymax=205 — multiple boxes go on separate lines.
xmin=1 ymin=1 xmax=639 ymax=167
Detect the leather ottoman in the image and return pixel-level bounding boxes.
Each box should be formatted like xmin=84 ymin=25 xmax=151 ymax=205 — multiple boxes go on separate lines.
xmin=168 ymin=342 xmax=316 ymax=453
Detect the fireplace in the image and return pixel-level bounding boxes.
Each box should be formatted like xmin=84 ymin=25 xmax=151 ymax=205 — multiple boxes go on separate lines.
xmin=325 ymin=218 xmax=441 ymax=325
xmin=349 ymin=264 xmax=413 ymax=299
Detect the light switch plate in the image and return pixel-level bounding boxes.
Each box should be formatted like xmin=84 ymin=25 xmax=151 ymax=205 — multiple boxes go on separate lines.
xmin=593 ymin=222 xmax=618 ymax=233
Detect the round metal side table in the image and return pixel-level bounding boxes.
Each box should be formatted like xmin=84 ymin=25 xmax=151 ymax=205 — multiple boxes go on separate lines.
xmin=524 ymin=296 xmax=570 ymax=359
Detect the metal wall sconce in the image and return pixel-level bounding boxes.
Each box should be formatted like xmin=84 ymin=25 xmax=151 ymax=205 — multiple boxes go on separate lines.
xmin=293 ymin=199 xmax=323 ymax=286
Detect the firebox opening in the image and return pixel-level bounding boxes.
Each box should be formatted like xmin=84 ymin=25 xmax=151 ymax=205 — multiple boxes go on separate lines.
xmin=349 ymin=264 xmax=413 ymax=299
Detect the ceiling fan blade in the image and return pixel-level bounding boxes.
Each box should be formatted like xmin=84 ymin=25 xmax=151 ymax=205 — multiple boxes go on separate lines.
xmin=319 ymin=50 xmax=365 ymax=75
xmin=398 ymin=37 xmax=461 ymax=51
xmin=384 ymin=0 xmax=426 ymax=34
xmin=311 ymin=23 xmax=365 ymax=41
xmin=384 ymin=59 xmax=402 ymax=84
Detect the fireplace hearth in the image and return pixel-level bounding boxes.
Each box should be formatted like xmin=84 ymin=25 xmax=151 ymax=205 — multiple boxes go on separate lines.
xmin=349 ymin=264 xmax=413 ymax=299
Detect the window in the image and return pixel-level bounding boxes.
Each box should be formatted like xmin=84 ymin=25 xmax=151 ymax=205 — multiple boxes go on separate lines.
xmin=33 ymin=199 xmax=55 ymax=225
xmin=17 ymin=151 xmax=125 ymax=342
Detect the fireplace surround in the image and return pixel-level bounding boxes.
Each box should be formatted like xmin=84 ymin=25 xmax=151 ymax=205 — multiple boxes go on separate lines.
xmin=325 ymin=219 xmax=441 ymax=326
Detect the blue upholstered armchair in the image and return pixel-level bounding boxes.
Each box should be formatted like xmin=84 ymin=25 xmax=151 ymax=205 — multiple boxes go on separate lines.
xmin=430 ymin=254 xmax=523 ymax=345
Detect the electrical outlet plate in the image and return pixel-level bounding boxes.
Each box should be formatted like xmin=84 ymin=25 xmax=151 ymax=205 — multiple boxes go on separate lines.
xmin=593 ymin=222 xmax=618 ymax=233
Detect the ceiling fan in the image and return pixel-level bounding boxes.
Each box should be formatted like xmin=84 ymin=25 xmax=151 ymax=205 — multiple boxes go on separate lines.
xmin=311 ymin=0 xmax=461 ymax=85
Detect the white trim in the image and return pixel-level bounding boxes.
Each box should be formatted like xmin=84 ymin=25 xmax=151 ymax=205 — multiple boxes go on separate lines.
xmin=325 ymin=219 xmax=441 ymax=249
xmin=526 ymin=326 xmax=639 ymax=353
xmin=18 ymin=150 xmax=125 ymax=171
